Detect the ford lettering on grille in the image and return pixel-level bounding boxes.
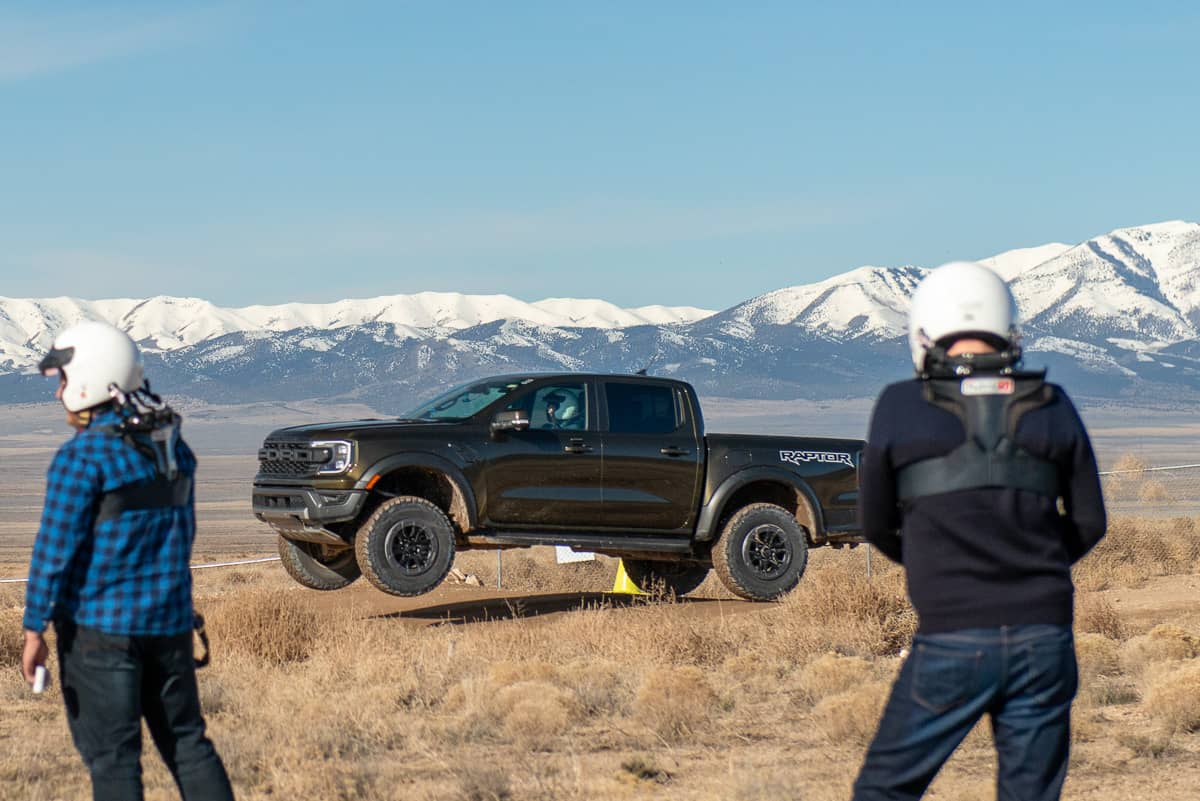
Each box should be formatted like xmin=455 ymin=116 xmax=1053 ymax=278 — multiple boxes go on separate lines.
xmin=258 ymin=442 xmax=323 ymax=477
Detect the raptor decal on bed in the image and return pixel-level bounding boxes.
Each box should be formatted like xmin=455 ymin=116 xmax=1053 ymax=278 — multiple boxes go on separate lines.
xmin=779 ymin=449 xmax=854 ymax=468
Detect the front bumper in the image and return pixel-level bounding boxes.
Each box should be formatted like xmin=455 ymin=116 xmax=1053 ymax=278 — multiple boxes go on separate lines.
xmin=252 ymin=486 xmax=367 ymax=543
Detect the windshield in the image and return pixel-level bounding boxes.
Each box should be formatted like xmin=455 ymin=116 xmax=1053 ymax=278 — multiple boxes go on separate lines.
xmin=404 ymin=378 xmax=535 ymax=421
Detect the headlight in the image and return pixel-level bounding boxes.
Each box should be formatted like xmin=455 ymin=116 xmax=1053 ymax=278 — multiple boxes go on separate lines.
xmin=311 ymin=440 xmax=354 ymax=474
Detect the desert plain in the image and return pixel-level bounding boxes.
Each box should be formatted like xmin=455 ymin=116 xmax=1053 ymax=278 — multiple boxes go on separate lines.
xmin=1 ymin=397 xmax=1199 ymax=800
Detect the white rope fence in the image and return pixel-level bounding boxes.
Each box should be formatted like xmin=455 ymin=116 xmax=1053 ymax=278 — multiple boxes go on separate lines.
xmin=0 ymin=556 xmax=281 ymax=585
xmin=1098 ymin=463 xmax=1200 ymax=476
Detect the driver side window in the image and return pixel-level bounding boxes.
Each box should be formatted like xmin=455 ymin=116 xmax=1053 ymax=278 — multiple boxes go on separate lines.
xmin=508 ymin=383 xmax=589 ymax=431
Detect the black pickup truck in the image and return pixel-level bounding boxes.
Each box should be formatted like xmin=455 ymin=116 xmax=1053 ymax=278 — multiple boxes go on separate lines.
xmin=252 ymin=373 xmax=863 ymax=601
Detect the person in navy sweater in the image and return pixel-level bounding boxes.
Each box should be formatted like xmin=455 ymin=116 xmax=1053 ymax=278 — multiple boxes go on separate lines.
xmin=852 ymin=262 xmax=1107 ymax=801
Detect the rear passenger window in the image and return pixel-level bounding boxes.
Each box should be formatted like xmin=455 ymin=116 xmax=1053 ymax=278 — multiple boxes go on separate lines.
xmin=605 ymin=383 xmax=679 ymax=434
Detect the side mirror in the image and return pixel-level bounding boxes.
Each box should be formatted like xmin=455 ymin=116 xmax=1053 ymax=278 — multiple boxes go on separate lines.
xmin=491 ymin=409 xmax=530 ymax=436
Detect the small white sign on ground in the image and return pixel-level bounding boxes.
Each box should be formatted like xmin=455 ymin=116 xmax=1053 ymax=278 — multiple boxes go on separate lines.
xmin=555 ymin=546 xmax=596 ymax=564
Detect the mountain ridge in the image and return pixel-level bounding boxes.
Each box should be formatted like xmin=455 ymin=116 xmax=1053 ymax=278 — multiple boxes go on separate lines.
xmin=2 ymin=220 xmax=1199 ymax=408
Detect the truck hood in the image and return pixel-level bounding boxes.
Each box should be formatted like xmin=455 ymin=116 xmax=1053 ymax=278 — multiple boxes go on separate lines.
xmin=264 ymin=418 xmax=461 ymax=442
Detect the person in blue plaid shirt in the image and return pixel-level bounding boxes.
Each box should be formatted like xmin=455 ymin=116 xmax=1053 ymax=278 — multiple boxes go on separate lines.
xmin=21 ymin=320 xmax=234 ymax=801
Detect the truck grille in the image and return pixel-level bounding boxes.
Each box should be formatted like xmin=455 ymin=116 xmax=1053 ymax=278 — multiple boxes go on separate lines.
xmin=257 ymin=442 xmax=323 ymax=478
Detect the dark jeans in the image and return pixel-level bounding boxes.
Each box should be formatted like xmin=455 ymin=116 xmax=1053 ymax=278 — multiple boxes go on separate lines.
xmin=853 ymin=624 xmax=1077 ymax=801
xmin=55 ymin=621 xmax=235 ymax=801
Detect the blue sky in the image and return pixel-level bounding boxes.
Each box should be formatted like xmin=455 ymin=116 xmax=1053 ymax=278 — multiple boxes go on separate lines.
xmin=2 ymin=1 xmax=1197 ymax=309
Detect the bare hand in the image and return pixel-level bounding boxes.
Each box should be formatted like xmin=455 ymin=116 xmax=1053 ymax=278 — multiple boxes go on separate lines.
xmin=22 ymin=630 xmax=49 ymax=686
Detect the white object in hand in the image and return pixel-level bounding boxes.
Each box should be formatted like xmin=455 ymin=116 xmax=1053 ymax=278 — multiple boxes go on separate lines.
xmin=33 ymin=665 xmax=48 ymax=694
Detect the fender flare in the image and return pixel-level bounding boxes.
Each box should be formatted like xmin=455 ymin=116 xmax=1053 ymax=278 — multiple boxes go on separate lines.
xmin=694 ymin=466 xmax=825 ymax=543
xmin=354 ymin=453 xmax=479 ymax=531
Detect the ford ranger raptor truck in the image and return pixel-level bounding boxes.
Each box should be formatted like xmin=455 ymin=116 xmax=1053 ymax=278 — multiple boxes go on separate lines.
xmin=253 ymin=373 xmax=863 ymax=601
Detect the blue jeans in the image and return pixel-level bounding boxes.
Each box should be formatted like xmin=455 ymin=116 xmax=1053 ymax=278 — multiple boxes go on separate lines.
xmin=853 ymin=624 xmax=1077 ymax=801
xmin=55 ymin=621 xmax=235 ymax=801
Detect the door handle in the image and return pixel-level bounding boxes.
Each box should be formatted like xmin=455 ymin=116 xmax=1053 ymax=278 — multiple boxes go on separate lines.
xmin=564 ymin=439 xmax=593 ymax=454
xmin=660 ymin=446 xmax=691 ymax=457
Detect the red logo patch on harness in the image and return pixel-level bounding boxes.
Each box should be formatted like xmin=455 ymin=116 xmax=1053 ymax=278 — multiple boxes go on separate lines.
xmin=960 ymin=377 xmax=1015 ymax=396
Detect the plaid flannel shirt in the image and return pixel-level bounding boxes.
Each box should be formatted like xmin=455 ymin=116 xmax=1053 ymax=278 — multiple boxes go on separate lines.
xmin=23 ymin=408 xmax=198 ymax=636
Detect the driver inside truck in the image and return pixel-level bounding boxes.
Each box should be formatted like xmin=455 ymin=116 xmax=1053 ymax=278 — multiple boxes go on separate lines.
xmin=541 ymin=389 xmax=584 ymax=430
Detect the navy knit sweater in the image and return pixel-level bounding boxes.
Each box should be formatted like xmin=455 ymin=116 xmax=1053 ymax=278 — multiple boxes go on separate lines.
xmin=858 ymin=377 xmax=1107 ymax=634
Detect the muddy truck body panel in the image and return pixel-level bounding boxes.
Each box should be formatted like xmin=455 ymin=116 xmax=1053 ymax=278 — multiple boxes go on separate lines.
xmin=696 ymin=434 xmax=862 ymax=543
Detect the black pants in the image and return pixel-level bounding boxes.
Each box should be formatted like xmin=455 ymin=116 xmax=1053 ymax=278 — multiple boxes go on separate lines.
xmin=55 ymin=621 xmax=235 ymax=801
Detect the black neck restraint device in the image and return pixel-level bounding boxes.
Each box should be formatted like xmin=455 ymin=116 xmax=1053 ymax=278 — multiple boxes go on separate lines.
xmin=896 ymin=340 xmax=1062 ymax=503
xmin=93 ymin=382 xmax=190 ymax=523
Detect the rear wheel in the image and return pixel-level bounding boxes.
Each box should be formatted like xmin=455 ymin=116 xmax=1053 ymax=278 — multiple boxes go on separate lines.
xmin=355 ymin=496 xmax=456 ymax=596
xmin=621 ymin=559 xmax=710 ymax=597
xmin=277 ymin=535 xmax=361 ymax=590
xmin=711 ymin=503 xmax=808 ymax=601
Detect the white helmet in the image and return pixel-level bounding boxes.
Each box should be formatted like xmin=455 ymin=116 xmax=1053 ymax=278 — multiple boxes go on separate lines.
xmin=38 ymin=321 xmax=144 ymax=412
xmin=908 ymin=261 xmax=1018 ymax=372
xmin=556 ymin=395 xmax=581 ymax=424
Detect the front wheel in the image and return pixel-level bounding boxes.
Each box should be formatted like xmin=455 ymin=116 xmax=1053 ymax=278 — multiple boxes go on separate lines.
xmin=354 ymin=496 xmax=456 ymax=596
xmin=277 ymin=535 xmax=361 ymax=590
xmin=711 ymin=503 xmax=808 ymax=601
xmin=621 ymin=559 xmax=710 ymax=597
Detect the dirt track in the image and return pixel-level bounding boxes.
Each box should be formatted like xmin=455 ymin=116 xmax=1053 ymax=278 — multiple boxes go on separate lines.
xmin=299 ymin=580 xmax=769 ymax=627
xmin=1105 ymin=573 xmax=1200 ymax=631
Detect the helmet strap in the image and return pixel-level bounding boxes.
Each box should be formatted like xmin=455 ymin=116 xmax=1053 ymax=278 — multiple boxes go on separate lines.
xmin=921 ymin=343 xmax=1024 ymax=379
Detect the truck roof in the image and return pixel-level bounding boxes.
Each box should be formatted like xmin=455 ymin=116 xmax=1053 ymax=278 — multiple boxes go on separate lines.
xmin=475 ymin=371 xmax=693 ymax=385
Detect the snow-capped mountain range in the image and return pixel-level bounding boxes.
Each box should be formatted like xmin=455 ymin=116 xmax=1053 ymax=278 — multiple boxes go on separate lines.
xmin=0 ymin=293 xmax=712 ymax=371
xmin=2 ymin=220 xmax=1199 ymax=409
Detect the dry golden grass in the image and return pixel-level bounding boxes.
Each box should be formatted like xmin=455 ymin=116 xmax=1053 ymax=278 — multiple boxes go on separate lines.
xmin=1120 ymin=624 xmax=1200 ymax=678
xmin=777 ymin=556 xmax=917 ymax=658
xmin=1075 ymin=632 xmax=1141 ymax=708
xmin=1111 ymin=454 xmax=1149 ymax=472
xmin=1073 ymin=515 xmax=1200 ymax=591
xmin=0 ymin=585 xmax=22 ymax=609
xmin=1076 ymin=594 xmax=1127 ymax=640
xmin=1076 ymin=632 xmax=1121 ymax=678
xmin=1102 ymin=454 xmax=1179 ymax=506
xmin=1138 ymin=480 xmax=1171 ymax=503
xmin=1143 ymin=661 xmax=1200 ymax=734
xmin=2 ymin=517 xmax=1200 ymax=800
xmin=1117 ymin=731 xmax=1177 ymax=759
xmin=634 ymin=666 xmax=717 ymax=742
xmin=204 ymin=586 xmax=322 ymax=665
xmin=796 ymin=652 xmax=876 ymax=703
xmin=455 ymin=762 xmax=514 ymax=801
xmin=0 ymin=608 xmax=23 ymax=669
xmin=1071 ymin=709 xmax=1107 ymax=744
xmin=810 ymin=680 xmax=891 ymax=747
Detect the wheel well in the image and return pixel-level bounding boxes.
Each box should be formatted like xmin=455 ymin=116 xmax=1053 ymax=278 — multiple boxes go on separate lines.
xmin=718 ymin=480 xmax=819 ymax=543
xmin=361 ymin=467 xmax=472 ymax=534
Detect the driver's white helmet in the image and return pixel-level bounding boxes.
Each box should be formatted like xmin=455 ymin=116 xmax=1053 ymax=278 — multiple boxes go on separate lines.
xmin=38 ymin=320 xmax=144 ymax=412
xmin=908 ymin=261 xmax=1018 ymax=372
xmin=556 ymin=395 xmax=580 ymax=424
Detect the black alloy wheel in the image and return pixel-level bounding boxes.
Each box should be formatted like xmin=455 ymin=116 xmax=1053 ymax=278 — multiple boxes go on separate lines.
xmin=711 ymin=502 xmax=809 ymax=601
xmin=741 ymin=523 xmax=792 ymax=580
xmin=355 ymin=496 xmax=456 ymax=596
xmin=384 ymin=519 xmax=440 ymax=576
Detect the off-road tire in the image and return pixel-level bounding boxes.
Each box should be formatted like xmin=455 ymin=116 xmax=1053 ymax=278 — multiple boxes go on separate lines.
xmin=277 ymin=534 xmax=361 ymax=590
xmin=711 ymin=503 xmax=808 ymax=601
xmin=354 ymin=496 xmax=456 ymax=597
xmin=621 ymin=559 xmax=710 ymax=597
